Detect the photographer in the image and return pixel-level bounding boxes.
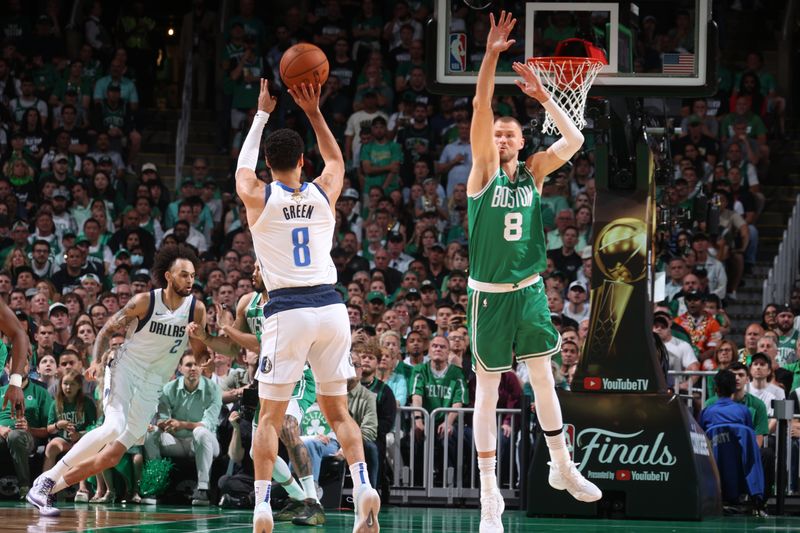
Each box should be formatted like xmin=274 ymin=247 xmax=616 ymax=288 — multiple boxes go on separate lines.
xmin=218 ymin=384 xmax=257 ymax=508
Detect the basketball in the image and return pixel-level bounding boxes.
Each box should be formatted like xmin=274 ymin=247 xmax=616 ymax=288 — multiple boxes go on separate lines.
xmin=280 ymin=43 xmax=329 ymax=89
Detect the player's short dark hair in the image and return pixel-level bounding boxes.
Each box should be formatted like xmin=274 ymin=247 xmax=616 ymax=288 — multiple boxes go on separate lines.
xmin=264 ymin=128 xmax=304 ymax=172
xmin=152 ymin=244 xmax=199 ymax=289
xmin=713 ymin=369 xmax=736 ymax=397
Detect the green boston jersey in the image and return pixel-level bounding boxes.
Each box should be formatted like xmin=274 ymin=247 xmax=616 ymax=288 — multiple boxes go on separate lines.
xmin=48 ymin=397 xmax=98 ymax=441
xmin=777 ymin=329 xmax=800 ymax=367
xmin=291 ymin=364 xmax=317 ymax=412
xmin=467 ymin=162 xmax=546 ymax=283
xmin=411 ymin=362 xmax=468 ymax=424
xmin=246 ymin=292 xmax=265 ymax=336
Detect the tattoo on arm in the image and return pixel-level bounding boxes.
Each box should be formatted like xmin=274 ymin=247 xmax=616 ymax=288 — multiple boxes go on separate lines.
xmin=92 ymin=300 xmax=139 ymax=364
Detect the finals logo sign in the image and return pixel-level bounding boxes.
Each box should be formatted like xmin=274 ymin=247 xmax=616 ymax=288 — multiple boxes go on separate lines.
xmin=566 ymin=425 xmax=678 ymax=483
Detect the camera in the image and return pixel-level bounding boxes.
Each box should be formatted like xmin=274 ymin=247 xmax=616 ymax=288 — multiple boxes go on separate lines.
xmin=240 ymin=384 xmax=259 ymax=423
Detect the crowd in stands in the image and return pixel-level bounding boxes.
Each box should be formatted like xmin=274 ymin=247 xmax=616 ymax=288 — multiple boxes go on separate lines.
xmin=0 ymin=0 xmax=796 ymax=510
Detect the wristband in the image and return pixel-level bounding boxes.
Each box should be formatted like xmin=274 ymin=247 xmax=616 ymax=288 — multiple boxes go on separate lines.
xmin=9 ymin=374 xmax=22 ymax=388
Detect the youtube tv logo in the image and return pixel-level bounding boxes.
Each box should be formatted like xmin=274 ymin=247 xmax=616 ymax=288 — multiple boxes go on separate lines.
xmin=615 ymin=469 xmax=631 ymax=481
xmin=583 ymin=377 xmax=602 ymax=390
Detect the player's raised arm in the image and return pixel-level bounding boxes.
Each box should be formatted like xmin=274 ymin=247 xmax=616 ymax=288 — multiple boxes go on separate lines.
xmin=188 ymin=300 xmax=210 ymax=367
xmin=235 ymin=79 xmax=276 ymax=211
xmin=288 ymin=82 xmax=344 ymax=206
xmin=468 ymin=11 xmax=516 ymax=195
xmin=513 ymin=61 xmax=584 ymax=188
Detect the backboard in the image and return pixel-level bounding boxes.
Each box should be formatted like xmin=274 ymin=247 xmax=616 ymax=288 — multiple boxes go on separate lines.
xmin=427 ymin=0 xmax=718 ymax=97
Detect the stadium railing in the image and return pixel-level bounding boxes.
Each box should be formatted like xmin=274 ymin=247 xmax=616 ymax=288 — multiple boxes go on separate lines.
xmin=389 ymin=406 xmax=527 ymax=506
xmin=762 ymin=195 xmax=800 ymax=309
xmin=669 ymin=369 xmax=717 ymax=409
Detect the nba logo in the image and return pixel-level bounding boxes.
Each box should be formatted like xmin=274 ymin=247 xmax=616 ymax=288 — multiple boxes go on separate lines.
xmin=564 ymin=424 xmax=575 ymax=459
xmin=449 ymin=33 xmax=466 ymax=72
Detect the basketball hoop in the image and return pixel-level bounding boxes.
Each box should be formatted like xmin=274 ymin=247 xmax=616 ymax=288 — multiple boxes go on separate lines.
xmin=528 ymin=56 xmax=604 ymax=135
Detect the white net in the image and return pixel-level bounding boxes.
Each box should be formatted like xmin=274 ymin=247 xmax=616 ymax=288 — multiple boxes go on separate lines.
xmin=529 ymin=57 xmax=604 ymax=135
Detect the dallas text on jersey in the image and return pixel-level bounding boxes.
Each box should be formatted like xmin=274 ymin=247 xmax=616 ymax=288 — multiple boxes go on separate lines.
xmin=149 ymin=321 xmax=187 ymax=338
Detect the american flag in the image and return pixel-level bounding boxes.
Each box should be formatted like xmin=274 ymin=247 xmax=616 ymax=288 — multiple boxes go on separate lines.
xmin=662 ymin=53 xmax=695 ymax=75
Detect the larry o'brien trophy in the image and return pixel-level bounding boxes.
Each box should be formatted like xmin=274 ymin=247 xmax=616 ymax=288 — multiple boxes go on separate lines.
xmin=527 ymin=99 xmax=721 ymax=520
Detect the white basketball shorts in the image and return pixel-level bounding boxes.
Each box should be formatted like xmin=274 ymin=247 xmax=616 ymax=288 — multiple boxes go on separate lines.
xmin=103 ymin=357 xmax=163 ymax=449
xmin=255 ymin=285 xmax=354 ymax=391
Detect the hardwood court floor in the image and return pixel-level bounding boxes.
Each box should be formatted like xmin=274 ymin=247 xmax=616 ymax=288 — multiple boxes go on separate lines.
xmin=4 ymin=501 xmax=800 ymax=532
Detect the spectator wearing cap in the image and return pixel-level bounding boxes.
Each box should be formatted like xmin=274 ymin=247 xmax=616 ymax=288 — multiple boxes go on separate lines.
xmin=749 ymin=352 xmax=785 ymax=421
xmin=418 ymin=280 xmax=439 ymax=321
xmin=48 ymin=302 xmax=71 ymax=346
xmin=336 ymin=188 xmax=364 ymax=238
xmin=653 ymin=310 xmax=698 ymax=390
xmin=88 ymin=131 xmax=125 ymax=177
xmin=51 ymin=186 xmax=77 ymax=237
xmin=691 ymin=233 xmax=727 ymax=300
xmin=425 ymin=241 xmax=450 ymax=290
xmin=344 ymin=91 xmax=389 ymax=167
xmin=30 ymin=239 xmax=56 ymax=279
xmin=563 ymin=281 xmax=590 ymax=323
xmin=548 ymin=226 xmax=582 ymax=282
xmin=81 ymin=273 xmax=102 ymax=305
xmin=675 ymin=290 xmax=722 ymax=363
xmin=774 ymin=304 xmax=799 ymax=366
xmin=386 ymin=232 xmax=413 ymax=273
xmin=365 ymin=291 xmax=388 ymax=327
xmin=41 ymin=144 xmax=79 ymax=183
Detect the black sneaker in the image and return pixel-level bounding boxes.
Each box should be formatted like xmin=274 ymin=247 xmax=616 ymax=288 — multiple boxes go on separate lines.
xmin=191 ymin=488 xmax=209 ymax=506
xmin=273 ymin=499 xmax=306 ymax=521
xmin=292 ymin=500 xmax=326 ymax=526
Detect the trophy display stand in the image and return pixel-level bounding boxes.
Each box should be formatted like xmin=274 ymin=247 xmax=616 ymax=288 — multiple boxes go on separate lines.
xmin=526 ymin=98 xmax=722 ymax=519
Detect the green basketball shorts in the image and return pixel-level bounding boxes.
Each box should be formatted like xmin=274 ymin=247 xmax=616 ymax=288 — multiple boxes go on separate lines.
xmin=467 ymin=277 xmax=562 ymax=372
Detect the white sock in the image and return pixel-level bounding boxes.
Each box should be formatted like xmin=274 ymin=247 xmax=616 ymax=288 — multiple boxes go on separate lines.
xmin=52 ymin=476 xmax=68 ymax=494
xmin=300 ymin=475 xmax=319 ymax=502
xmin=254 ymin=479 xmax=271 ymax=506
xmin=544 ymin=429 xmax=571 ymax=466
xmin=272 ymin=457 xmax=306 ymax=501
xmin=349 ymin=462 xmax=371 ymax=492
xmin=478 ymin=455 xmax=498 ymax=494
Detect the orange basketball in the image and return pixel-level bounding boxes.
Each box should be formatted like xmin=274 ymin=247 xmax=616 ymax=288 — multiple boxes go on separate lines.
xmin=280 ymin=43 xmax=329 ymax=89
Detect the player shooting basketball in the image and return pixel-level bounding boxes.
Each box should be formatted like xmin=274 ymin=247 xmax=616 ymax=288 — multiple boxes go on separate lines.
xmin=467 ymin=11 xmax=602 ymax=533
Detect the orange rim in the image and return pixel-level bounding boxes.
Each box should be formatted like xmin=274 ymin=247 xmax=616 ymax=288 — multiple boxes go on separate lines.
xmin=528 ymin=56 xmax=605 ymax=90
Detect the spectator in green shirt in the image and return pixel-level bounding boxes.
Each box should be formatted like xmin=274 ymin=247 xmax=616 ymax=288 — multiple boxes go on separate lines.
xmin=44 ymin=369 xmax=97 ymax=502
xmin=0 ymin=361 xmax=53 ymax=496
xmin=409 ymin=335 xmax=470 ymax=483
xmin=143 ymin=353 xmax=222 ymax=506
xmin=360 ymin=116 xmax=403 ymax=194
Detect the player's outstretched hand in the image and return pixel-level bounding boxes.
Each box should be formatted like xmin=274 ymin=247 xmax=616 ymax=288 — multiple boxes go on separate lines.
xmin=288 ymin=82 xmax=321 ymax=115
xmin=512 ymin=61 xmax=549 ymax=103
xmin=258 ymin=79 xmax=278 ymax=114
xmin=486 ymin=10 xmax=517 ymax=55
xmin=186 ymin=321 xmax=208 ymax=341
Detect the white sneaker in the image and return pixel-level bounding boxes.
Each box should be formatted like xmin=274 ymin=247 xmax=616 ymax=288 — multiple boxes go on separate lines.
xmin=352 ymin=486 xmax=380 ymax=533
xmin=253 ymin=501 xmax=273 ymax=533
xmin=548 ymin=461 xmax=603 ymax=502
xmin=479 ymin=489 xmax=505 ymax=533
